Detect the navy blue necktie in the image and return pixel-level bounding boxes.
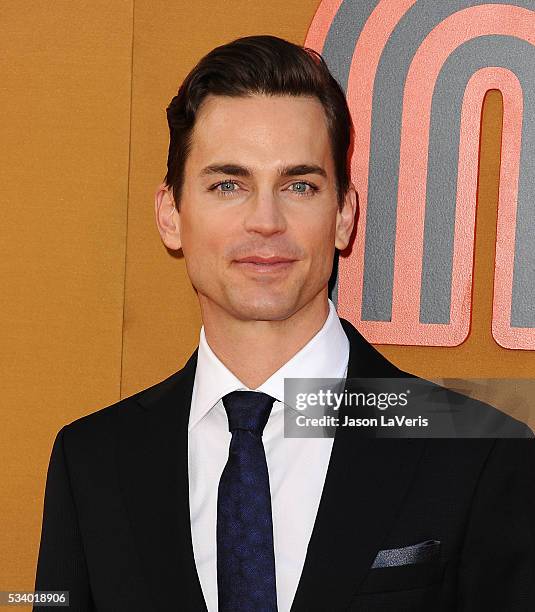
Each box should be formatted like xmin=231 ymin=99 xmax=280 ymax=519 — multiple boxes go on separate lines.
xmin=217 ymin=390 xmax=278 ymax=612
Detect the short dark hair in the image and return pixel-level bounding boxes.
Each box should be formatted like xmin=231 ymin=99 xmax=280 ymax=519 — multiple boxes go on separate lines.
xmin=165 ymin=35 xmax=353 ymax=208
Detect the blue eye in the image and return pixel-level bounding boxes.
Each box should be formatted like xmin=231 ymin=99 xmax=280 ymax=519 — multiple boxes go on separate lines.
xmin=219 ymin=181 xmax=237 ymax=192
xmin=289 ymin=181 xmax=316 ymax=195
xmin=210 ymin=180 xmax=240 ymax=197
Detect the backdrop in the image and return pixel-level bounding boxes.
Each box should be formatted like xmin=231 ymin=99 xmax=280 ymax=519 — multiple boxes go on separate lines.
xmin=1 ymin=0 xmax=534 ymax=600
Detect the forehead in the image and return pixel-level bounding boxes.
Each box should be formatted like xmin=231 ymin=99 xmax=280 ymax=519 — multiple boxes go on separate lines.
xmin=187 ymin=94 xmax=333 ymax=171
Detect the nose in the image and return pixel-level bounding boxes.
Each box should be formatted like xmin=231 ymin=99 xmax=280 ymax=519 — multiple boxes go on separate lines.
xmin=243 ymin=189 xmax=287 ymax=236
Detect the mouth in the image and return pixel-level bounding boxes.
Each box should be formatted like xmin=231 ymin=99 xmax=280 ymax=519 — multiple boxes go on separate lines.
xmin=233 ymin=256 xmax=297 ymax=273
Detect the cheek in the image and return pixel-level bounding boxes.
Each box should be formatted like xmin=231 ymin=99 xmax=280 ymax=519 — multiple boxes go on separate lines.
xmin=180 ymin=214 xmax=227 ymax=273
xmin=305 ymin=222 xmax=338 ymax=275
xmin=305 ymin=214 xmax=337 ymax=253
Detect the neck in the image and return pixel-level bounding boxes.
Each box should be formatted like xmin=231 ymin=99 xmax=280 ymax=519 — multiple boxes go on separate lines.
xmin=200 ymin=292 xmax=330 ymax=389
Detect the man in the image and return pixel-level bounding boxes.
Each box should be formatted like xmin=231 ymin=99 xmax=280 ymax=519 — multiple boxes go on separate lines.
xmin=34 ymin=36 xmax=535 ymax=611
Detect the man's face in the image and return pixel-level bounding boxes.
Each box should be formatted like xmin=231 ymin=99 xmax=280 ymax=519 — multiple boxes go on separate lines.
xmin=157 ymin=94 xmax=355 ymax=322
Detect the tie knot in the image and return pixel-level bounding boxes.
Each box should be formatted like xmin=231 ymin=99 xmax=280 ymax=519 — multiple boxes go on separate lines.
xmin=222 ymin=391 xmax=276 ymax=436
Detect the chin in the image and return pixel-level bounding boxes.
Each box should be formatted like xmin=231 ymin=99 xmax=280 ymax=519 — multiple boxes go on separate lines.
xmin=227 ymin=293 xmax=298 ymax=322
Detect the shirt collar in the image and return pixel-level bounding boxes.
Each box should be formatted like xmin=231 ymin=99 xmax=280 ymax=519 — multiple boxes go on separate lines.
xmin=188 ymin=299 xmax=349 ymax=431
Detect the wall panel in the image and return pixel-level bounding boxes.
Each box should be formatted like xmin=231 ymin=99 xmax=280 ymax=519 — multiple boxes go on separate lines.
xmin=0 ymin=0 xmax=133 ymax=593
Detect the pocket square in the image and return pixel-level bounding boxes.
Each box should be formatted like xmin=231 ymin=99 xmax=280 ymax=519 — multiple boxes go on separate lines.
xmin=371 ymin=539 xmax=441 ymax=568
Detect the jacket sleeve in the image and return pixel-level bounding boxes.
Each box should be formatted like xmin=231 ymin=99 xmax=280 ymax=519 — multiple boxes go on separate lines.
xmin=458 ymin=438 xmax=535 ymax=610
xmin=34 ymin=426 xmax=95 ymax=611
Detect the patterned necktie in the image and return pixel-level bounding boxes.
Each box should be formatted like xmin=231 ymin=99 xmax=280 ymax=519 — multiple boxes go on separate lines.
xmin=217 ymin=390 xmax=278 ymax=612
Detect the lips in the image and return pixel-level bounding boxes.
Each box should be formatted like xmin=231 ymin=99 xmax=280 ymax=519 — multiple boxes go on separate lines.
xmin=233 ymin=255 xmax=296 ymax=273
xmin=236 ymin=256 xmax=295 ymax=264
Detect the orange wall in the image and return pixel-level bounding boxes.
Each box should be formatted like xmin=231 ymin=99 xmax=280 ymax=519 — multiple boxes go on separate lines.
xmin=1 ymin=0 xmax=532 ymax=599
xmin=0 ymin=0 xmax=133 ymax=594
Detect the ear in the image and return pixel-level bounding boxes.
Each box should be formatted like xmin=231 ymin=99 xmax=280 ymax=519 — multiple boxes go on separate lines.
xmin=335 ymin=184 xmax=358 ymax=250
xmin=155 ymin=183 xmax=181 ymax=250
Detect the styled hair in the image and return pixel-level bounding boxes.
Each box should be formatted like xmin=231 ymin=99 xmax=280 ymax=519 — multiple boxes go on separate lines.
xmin=165 ymin=35 xmax=353 ymax=208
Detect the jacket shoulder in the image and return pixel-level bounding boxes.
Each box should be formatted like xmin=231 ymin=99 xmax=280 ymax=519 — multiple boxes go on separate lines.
xmin=412 ymin=377 xmax=533 ymax=438
xmin=340 ymin=317 xmax=533 ymax=438
xmin=61 ymin=349 xmax=198 ymax=441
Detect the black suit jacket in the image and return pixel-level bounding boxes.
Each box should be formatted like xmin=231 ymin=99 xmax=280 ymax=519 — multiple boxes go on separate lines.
xmin=34 ymin=319 xmax=535 ymax=611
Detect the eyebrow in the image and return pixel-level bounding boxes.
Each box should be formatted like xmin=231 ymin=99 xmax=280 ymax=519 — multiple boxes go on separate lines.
xmin=199 ymin=163 xmax=327 ymax=179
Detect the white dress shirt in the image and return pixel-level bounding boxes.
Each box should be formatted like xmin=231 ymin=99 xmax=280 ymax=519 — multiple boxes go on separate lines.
xmin=188 ymin=299 xmax=350 ymax=612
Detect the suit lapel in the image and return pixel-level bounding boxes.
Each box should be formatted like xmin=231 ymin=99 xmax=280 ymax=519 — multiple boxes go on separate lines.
xmin=115 ymin=350 xmax=207 ymax=612
xmin=291 ymin=319 xmax=427 ymax=611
